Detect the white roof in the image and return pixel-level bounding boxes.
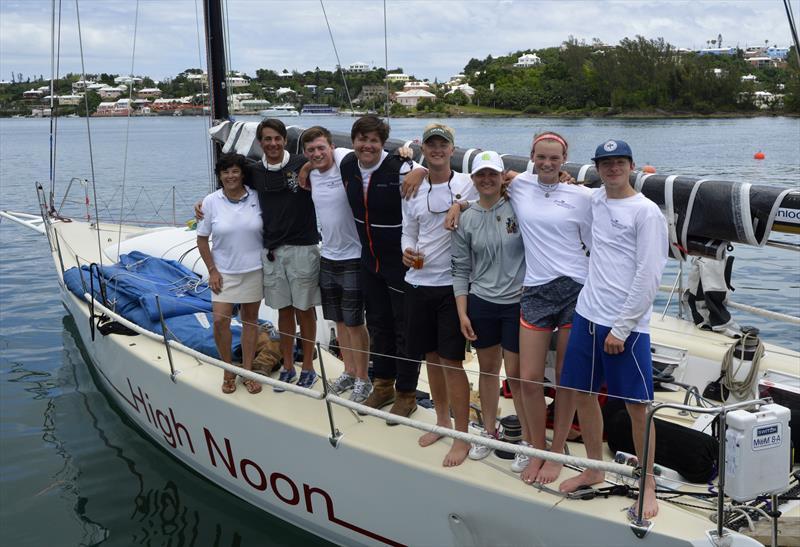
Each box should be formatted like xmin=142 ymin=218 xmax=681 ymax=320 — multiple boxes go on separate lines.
xmin=396 ymin=89 xmax=435 ymax=98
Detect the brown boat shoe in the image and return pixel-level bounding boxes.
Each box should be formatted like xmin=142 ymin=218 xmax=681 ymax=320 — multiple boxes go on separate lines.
xmin=386 ymin=390 xmax=417 ymax=426
xmin=358 ymin=377 xmax=395 ymax=415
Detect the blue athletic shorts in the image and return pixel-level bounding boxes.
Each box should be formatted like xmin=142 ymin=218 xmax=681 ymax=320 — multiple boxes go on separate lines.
xmin=560 ymin=312 xmax=654 ymax=403
xmin=467 ymin=294 xmax=520 ymax=353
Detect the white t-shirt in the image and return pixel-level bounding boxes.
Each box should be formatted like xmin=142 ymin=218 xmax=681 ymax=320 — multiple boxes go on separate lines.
xmin=196 ymin=189 xmax=263 ymax=274
xmin=310 ymin=147 xmax=361 ymax=261
xmin=360 ymin=151 xmax=389 ymax=193
xmin=402 ymin=171 xmax=477 ymax=286
xmin=507 ymin=171 xmax=593 ymax=287
xmin=359 ymin=151 xmax=415 ymax=192
xmin=576 ymin=187 xmax=668 ymax=339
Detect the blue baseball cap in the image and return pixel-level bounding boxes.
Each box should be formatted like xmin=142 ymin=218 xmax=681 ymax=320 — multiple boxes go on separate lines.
xmin=592 ymin=139 xmax=633 ymax=162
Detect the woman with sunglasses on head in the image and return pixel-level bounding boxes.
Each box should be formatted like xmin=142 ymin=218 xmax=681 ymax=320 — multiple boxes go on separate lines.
xmin=401 ymin=123 xmax=478 ymax=467
xmin=197 ymin=153 xmax=264 ymax=395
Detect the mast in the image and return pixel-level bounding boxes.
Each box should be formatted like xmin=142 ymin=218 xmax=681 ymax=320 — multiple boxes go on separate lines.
xmin=203 ymin=0 xmax=229 ymax=124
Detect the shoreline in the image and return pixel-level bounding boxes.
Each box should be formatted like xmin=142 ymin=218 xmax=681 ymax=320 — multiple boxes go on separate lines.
xmin=3 ymin=110 xmax=797 ymax=120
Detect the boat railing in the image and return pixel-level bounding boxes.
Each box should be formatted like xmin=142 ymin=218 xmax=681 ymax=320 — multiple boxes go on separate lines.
xmin=633 ymin=398 xmax=774 ymax=545
xmin=80 ymin=290 xmax=640 ymax=476
xmin=49 ymin=178 xmax=199 ymax=227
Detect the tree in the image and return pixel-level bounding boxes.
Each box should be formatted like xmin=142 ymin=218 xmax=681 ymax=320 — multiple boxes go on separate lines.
xmin=444 ymin=90 xmax=468 ymax=105
xmin=389 ymin=102 xmax=408 ymax=116
xmin=76 ymin=90 xmax=101 ymax=116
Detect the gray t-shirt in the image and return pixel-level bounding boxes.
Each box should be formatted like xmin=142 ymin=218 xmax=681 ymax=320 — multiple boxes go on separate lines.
xmin=451 ymin=197 xmax=525 ymax=305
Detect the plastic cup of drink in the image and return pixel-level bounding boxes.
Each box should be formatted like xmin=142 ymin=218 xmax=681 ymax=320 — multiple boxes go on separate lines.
xmin=412 ymin=250 xmax=425 ymax=269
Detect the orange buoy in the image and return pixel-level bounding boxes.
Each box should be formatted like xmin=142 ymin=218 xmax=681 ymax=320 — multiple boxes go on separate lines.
xmin=754 ymin=151 xmax=765 ymax=160
xmin=642 ymin=165 xmax=656 ymax=174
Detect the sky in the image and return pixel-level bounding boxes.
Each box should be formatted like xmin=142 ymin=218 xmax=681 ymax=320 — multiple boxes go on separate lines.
xmin=0 ymin=0 xmax=794 ymax=83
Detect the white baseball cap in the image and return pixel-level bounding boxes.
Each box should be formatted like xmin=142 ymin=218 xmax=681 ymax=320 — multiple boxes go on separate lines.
xmin=470 ymin=150 xmax=504 ymax=174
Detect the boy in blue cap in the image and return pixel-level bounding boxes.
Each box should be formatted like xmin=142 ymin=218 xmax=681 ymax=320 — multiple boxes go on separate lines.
xmin=558 ymin=140 xmax=667 ymax=521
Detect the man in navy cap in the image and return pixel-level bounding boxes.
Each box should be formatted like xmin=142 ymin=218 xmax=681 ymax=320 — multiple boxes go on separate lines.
xmin=557 ymin=140 xmax=667 ymax=521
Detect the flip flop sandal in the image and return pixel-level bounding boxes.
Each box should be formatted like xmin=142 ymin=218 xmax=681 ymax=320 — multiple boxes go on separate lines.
xmin=222 ymin=377 xmax=237 ymax=394
xmin=243 ymin=378 xmax=262 ymax=394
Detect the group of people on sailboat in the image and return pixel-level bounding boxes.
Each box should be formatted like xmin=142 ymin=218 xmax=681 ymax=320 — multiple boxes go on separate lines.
xmin=195 ymin=115 xmax=667 ymax=519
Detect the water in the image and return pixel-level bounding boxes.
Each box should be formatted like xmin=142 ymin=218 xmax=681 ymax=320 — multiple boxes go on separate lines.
xmin=1 ymin=115 xmax=798 ymax=546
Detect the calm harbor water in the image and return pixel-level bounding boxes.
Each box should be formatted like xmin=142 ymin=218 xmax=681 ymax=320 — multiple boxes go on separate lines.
xmin=1 ymin=115 xmax=799 ymax=546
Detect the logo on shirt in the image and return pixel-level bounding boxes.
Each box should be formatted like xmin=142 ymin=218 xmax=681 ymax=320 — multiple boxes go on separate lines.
xmin=610 ymin=218 xmax=628 ymax=230
xmin=286 ymin=171 xmax=300 ymax=192
xmin=506 ymin=216 xmax=518 ymax=234
xmin=553 ymin=199 xmax=575 ymax=210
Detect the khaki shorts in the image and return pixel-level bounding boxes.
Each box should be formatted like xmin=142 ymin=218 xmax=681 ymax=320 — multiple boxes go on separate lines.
xmin=213 ymin=269 xmax=263 ymax=304
xmin=261 ymin=245 xmax=321 ymax=311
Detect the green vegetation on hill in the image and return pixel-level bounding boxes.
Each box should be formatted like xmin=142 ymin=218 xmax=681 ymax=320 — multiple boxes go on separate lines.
xmin=463 ymin=37 xmax=799 ymax=115
xmin=2 ymin=37 xmax=797 ymax=117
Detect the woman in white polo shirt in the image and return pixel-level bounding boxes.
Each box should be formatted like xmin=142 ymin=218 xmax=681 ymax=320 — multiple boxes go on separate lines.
xmin=197 ymin=153 xmax=264 ymax=395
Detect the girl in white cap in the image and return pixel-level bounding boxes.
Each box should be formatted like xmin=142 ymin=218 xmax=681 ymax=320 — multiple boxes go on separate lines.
xmin=451 ymin=151 xmax=526 ymax=461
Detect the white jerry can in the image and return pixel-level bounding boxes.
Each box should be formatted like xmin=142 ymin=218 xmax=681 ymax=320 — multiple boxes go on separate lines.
xmin=724 ymin=403 xmax=791 ymax=502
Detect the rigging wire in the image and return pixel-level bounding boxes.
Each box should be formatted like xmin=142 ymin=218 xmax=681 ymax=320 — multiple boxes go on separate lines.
xmin=49 ymin=0 xmax=55 ymax=207
xmin=54 ymin=0 xmax=63 ymax=205
xmin=117 ymin=0 xmax=140 ymax=261
xmin=74 ymin=0 xmax=104 ymax=266
xmin=222 ymin=0 xmax=234 ymax=114
xmin=49 ymin=0 xmax=64 ymax=210
xmin=193 ymin=0 xmax=215 ymax=193
xmin=319 ymin=0 xmax=355 ymax=114
xmin=783 ymin=0 xmax=800 ymax=66
xmin=383 ymin=0 xmax=390 ymax=121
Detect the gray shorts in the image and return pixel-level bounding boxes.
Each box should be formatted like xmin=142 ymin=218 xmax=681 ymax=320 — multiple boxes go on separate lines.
xmin=261 ymin=245 xmax=321 ymax=311
xmin=520 ymin=276 xmax=583 ymax=331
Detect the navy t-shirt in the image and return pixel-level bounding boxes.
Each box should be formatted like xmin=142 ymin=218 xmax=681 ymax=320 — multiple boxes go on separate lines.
xmin=245 ymin=154 xmax=319 ymax=250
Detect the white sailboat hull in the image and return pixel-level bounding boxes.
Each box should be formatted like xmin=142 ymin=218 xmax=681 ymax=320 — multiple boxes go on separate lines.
xmin=38 ymin=217 xmax=789 ymax=546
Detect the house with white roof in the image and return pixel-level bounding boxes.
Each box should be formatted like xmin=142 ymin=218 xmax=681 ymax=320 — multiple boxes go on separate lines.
xmin=228 ymin=76 xmax=250 ymax=87
xmin=514 ymin=53 xmax=541 ymax=68
xmin=114 ymin=76 xmax=143 ymax=85
xmin=394 ymin=89 xmax=436 ymax=108
xmin=23 ymin=89 xmax=44 ymax=100
xmin=137 ymin=88 xmax=162 ymax=98
xmin=386 ymin=73 xmax=410 ymax=82
xmin=403 ymin=81 xmax=430 ymax=91
xmin=98 ymin=86 xmax=125 ymax=99
xmin=346 ymin=62 xmax=370 ymax=73
xmin=445 ymin=83 xmax=475 ymax=101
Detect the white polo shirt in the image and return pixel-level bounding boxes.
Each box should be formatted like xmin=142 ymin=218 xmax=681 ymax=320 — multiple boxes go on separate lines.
xmin=310 ymin=148 xmax=361 ymax=261
xmin=196 ymin=189 xmax=263 ymax=274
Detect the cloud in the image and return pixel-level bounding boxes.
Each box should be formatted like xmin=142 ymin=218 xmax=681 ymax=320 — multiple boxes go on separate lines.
xmin=0 ymin=0 xmax=793 ymax=82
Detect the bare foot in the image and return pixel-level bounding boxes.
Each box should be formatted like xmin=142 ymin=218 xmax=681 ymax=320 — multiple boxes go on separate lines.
xmin=520 ymin=457 xmax=545 ymax=484
xmin=558 ymin=468 xmax=605 ymax=493
xmin=418 ymin=431 xmax=444 ymax=447
xmin=442 ymin=440 xmax=470 ymax=467
xmin=536 ymin=459 xmax=564 ymax=484
xmin=632 ymin=479 xmax=659 ymax=520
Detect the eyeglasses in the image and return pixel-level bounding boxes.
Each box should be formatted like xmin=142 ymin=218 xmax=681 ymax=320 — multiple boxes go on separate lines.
xmin=426 ymin=172 xmax=456 ymax=214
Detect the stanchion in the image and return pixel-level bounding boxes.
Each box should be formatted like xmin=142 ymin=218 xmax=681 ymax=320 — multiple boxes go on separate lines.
xmin=317 ymin=341 xmax=342 ymax=447
xmin=155 ymin=295 xmax=177 ymax=383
